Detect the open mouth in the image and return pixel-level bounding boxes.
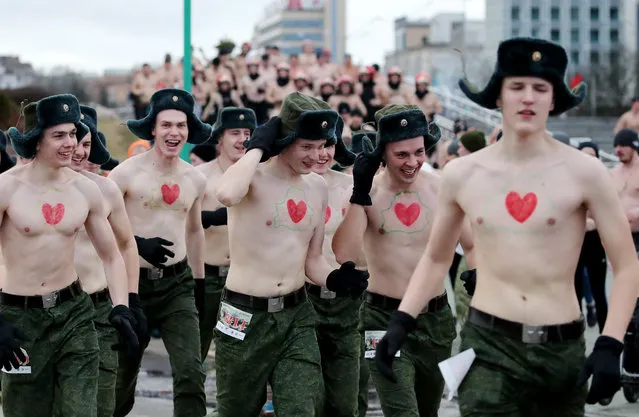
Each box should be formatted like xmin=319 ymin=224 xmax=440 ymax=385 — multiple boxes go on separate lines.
xmin=302 ymin=161 xmax=315 ymax=169
xmin=317 ymin=159 xmax=329 ymax=165
xmin=71 ymin=156 xmax=84 ymax=164
xmin=401 ymin=167 xmax=418 ymax=177
xmin=59 ymin=151 xmax=72 ymax=159
xmin=165 ymin=139 xmax=181 ymax=149
xmin=518 ymin=109 xmax=536 ymax=117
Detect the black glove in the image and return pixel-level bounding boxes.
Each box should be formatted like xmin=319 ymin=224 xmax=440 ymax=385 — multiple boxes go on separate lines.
xmin=244 ymin=116 xmax=281 ymax=162
xmin=576 ymin=335 xmax=623 ymax=404
xmin=134 ymin=236 xmax=174 ymax=268
xmin=325 ymin=261 xmax=369 ymax=299
xmin=375 ymin=310 xmax=417 ymax=383
xmin=195 ymin=279 xmax=205 ymax=321
xmin=460 ymin=269 xmax=476 ymax=296
xmin=350 ymin=137 xmax=381 ymax=206
xmin=0 ymin=315 xmax=28 ymax=371
xmin=109 ymin=305 xmax=141 ymax=360
xmin=201 ymin=207 xmax=228 ymax=228
xmin=128 ymin=293 xmax=150 ymax=350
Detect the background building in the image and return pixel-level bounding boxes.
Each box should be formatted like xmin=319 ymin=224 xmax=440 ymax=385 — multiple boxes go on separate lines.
xmin=485 ymin=0 xmax=638 ymax=69
xmin=0 ymin=56 xmax=37 ymax=90
xmin=385 ymin=13 xmax=486 ymax=89
xmin=251 ymin=0 xmax=346 ymax=62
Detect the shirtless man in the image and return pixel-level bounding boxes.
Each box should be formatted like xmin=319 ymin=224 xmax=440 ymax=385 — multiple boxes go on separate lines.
xmin=333 ymin=104 xmax=474 ymax=416
xmin=608 ymin=127 xmax=639 ymax=385
xmin=377 ymin=38 xmax=639 ymax=414
xmin=213 ymin=92 xmax=369 ymax=416
xmin=614 ymin=97 xmax=639 ymax=134
xmin=195 ymin=106 xmax=256 ymax=361
xmin=306 ymin=117 xmax=361 ymax=417
xmin=1 ymin=94 xmax=138 ymax=417
xmin=109 ymin=89 xmax=210 ymax=417
xmin=71 ymin=105 xmax=146 ymax=417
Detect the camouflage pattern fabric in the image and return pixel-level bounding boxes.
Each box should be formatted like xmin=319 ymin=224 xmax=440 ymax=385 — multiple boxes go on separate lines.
xmin=309 ymin=290 xmax=361 ymax=417
xmin=93 ymin=296 xmax=119 ymax=417
xmin=1 ymin=291 xmax=99 ymax=417
xmin=358 ymin=326 xmax=370 ymax=417
xmin=114 ymin=268 xmax=206 ymax=417
xmin=199 ymin=268 xmax=227 ymax=361
xmin=454 ymin=256 xmax=472 ymax=326
xmin=360 ymin=300 xmax=456 ymax=417
xmin=458 ymin=320 xmax=587 ymax=416
xmin=214 ymin=293 xmax=321 ymax=417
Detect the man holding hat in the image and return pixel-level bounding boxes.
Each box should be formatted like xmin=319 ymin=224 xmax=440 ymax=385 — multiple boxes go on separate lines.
xmin=307 ymin=116 xmax=363 ymax=417
xmin=377 ymin=37 xmax=639 ymax=414
xmin=69 ymin=105 xmax=146 ymax=417
xmin=195 ymin=106 xmax=256 ymax=361
xmin=1 ymin=94 xmax=137 ymax=417
xmin=213 ymin=92 xmax=369 ymax=416
xmin=332 ymin=103 xmax=474 ymax=416
xmin=109 ymin=88 xmax=211 ymax=417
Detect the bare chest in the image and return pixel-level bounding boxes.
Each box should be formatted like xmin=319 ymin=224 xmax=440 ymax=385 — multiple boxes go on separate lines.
xmin=8 ymin=187 xmax=89 ymax=237
xmin=612 ymin=169 xmax=639 ymax=199
xmin=323 ymin=186 xmax=349 ymax=233
xmin=202 ymin=175 xmax=223 ymax=211
xmin=368 ymin=188 xmax=436 ymax=245
xmin=127 ymin=173 xmax=197 ymax=214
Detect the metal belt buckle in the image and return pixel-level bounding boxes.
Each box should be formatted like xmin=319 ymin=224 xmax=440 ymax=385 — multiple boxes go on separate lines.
xmin=42 ymin=293 xmax=58 ymax=308
xmin=521 ymin=324 xmax=548 ymax=344
xmin=267 ymin=296 xmax=284 ymax=313
xmin=320 ymin=288 xmax=336 ymax=300
xmin=218 ymin=266 xmax=230 ymax=278
xmin=149 ymin=268 xmax=164 ymax=280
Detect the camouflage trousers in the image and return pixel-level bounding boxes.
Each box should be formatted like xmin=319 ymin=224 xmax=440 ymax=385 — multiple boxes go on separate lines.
xmin=361 ymin=293 xmax=456 ymax=417
xmin=114 ymin=264 xmax=206 ymax=417
xmin=92 ymin=292 xmax=119 ymax=417
xmin=308 ymin=284 xmax=362 ymax=417
xmin=214 ymin=286 xmax=322 ymax=417
xmin=458 ymin=308 xmax=587 ymax=416
xmin=453 ymin=256 xmax=472 ymax=325
xmin=1 ymin=283 xmax=99 ymax=417
xmin=199 ymin=264 xmax=228 ymax=361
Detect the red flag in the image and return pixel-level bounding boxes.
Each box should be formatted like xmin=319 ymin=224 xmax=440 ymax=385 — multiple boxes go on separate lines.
xmin=288 ymin=0 xmax=302 ymax=9
xmin=570 ymin=74 xmax=583 ymax=89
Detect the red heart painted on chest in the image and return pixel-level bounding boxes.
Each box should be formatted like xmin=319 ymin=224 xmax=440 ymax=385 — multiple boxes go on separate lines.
xmin=394 ymin=203 xmax=420 ymax=226
xmin=325 ymin=206 xmax=331 ymax=224
xmin=161 ymin=184 xmax=180 ymax=205
xmin=505 ymin=191 xmax=537 ymax=223
xmin=287 ymin=199 xmax=307 ymax=223
xmin=42 ymin=203 xmax=65 ymax=225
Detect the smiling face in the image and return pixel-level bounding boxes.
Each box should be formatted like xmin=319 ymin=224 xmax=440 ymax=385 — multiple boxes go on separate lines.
xmin=279 ymin=138 xmax=326 ymax=175
xmin=70 ymin=132 xmax=91 ymax=171
xmin=313 ymin=144 xmax=335 ymax=175
xmin=36 ymin=123 xmax=78 ymax=168
xmin=383 ymin=137 xmax=425 ymax=185
xmin=497 ymin=76 xmax=554 ymax=137
xmin=219 ymin=128 xmax=250 ymax=163
xmin=152 ymin=109 xmax=188 ymax=157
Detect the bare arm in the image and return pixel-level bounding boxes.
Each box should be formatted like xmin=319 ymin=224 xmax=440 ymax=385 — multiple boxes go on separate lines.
xmin=186 ymin=175 xmax=206 ymax=279
xmin=614 ymin=114 xmax=627 ymax=134
xmin=398 ymin=162 xmax=466 ymax=317
xmin=83 ymin=181 xmax=128 ymax=306
xmin=332 ymin=204 xmax=368 ymax=264
xmin=105 ymin=180 xmax=140 ymax=294
xmin=584 ymin=159 xmax=639 ymax=341
xmin=216 ymin=149 xmax=262 ymax=206
xmin=305 ymin=183 xmax=334 ymax=285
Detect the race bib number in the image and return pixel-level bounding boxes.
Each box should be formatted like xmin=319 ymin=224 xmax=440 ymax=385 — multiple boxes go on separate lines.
xmin=216 ymin=302 xmax=253 ymax=341
xmin=364 ymin=331 xmax=400 ymax=359
xmin=1 ymin=348 xmax=31 ymax=374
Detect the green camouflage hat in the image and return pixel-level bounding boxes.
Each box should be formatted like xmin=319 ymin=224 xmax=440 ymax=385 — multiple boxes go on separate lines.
xmin=276 ymin=92 xmax=339 ymax=149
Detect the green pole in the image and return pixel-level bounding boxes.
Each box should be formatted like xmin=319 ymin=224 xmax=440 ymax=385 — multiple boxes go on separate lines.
xmin=180 ymin=0 xmax=194 ymax=161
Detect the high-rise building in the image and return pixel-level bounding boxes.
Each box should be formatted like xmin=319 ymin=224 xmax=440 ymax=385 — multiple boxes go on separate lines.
xmin=251 ymin=0 xmax=346 ymax=63
xmin=485 ymin=0 xmax=638 ymax=69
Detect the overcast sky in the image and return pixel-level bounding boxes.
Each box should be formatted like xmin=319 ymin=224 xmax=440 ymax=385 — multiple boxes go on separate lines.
xmin=1 ymin=0 xmax=484 ymax=75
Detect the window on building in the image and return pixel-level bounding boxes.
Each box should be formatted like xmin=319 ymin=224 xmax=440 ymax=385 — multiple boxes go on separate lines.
xmin=590 ymin=29 xmax=599 ymax=43
xmin=590 ymin=51 xmax=599 ymax=64
xmin=571 ymin=7 xmax=579 ymax=21
xmin=590 ymin=7 xmax=599 ymax=22
xmin=571 ymin=51 xmax=579 ymax=65
xmin=611 ymin=29 xmax=619 ymax=43
xmin=511 ymin=6 xmax=520 ymax=21
xmin=551 ymin=29 xmax=560 ymax=41
xmin=511 ymin=27 xmax=519 ymax=37
xmin=532 ymin=27 xmax=539 ymax=37
xmin=571 ymin=29 xmax=579 ymax=43
xmin=551 ymin=7 xmax=560 ymax=21
xmin=610 ymin=7 xmax=619 ymax=21
xmin=531 ymin=7 xmax=539 ymax=21
xmin=610 ymin=50 xmax=620 ymax=64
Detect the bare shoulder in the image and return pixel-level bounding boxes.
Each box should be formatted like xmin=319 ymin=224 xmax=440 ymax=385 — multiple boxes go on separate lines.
xmin=0 ymin=168 xmax=22 ymax=206
xmin=304 ymin=171 xmax=328 ymax=191
xmin=440 ymin=152 xmax=475 ymax=185
xmin=72 ymin=169 xmax=102 ymax=201
xmin=83 ymin=171 xmax=122 ymax=201
xmin=182 ymin=160 xmax=206 ymax=188
xmin=565 ymin=146 xmax=611 ymax=184
xmin=332 ymin=169 xmax=353 ymax=188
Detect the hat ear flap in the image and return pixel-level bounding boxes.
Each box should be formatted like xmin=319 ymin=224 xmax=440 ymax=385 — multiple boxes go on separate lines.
xmin=571 ymin=82 xmax=588 ymax=102
xmin=428 ymin=122 xmax=442 ymax=142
